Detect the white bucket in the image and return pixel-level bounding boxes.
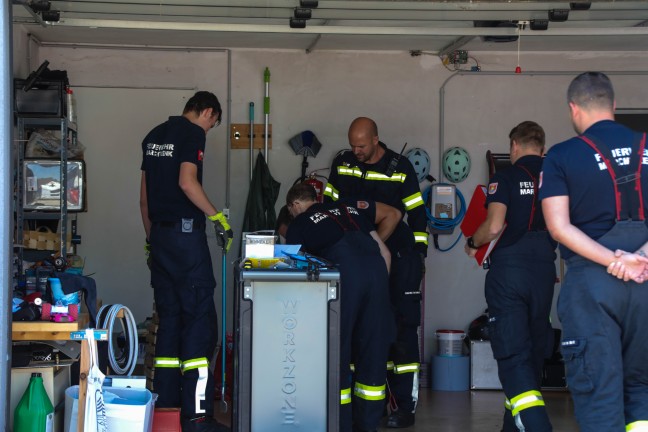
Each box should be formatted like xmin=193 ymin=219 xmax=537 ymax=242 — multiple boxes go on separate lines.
xmin=436 ymin=329 xmax=466 ymax=357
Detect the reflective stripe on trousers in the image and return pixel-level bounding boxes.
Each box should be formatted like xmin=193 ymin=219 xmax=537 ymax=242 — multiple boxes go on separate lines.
xmin=628 ymin=421 xmax=648 ymax=431
xmin=504 ymin=390 xmax=546 ymax=432
xmin=354 ymin=382 xmax=386 ymax=401
xmin=509 ymin=390 xmax=546 ymax=416
xmin=340 ymin=387 xmax=351 ymax=405
xmin=393 ymin=362 xmax=419 ymax=375
xmin=154 ymin=357 xmax=181 ymax=368
xmin=182 ymin=357 xmax=209 ymax=414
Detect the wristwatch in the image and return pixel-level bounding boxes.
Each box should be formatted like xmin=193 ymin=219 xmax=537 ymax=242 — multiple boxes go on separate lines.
xmin=467 ymin=236 xmax=478 ymax=249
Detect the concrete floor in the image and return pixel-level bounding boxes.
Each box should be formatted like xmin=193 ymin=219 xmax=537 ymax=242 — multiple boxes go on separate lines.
xmin=376 ymin=388 xmax=578 ymax=431
xmin=216 ymin=388 xmax=579 ymax=431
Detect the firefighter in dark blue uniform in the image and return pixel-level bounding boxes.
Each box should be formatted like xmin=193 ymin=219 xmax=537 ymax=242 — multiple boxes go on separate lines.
xmin=285 ymin=182 xmax=394 ymax=432
xmin=540 ymin=72 xmax=648 ymax=432
xmin=324 ymin=117 xmax=428 ymax=428
xmin=140 ymin=91 xmax=233 ymax=432
xmin=465 ymin=121 xmax=557 ymax=432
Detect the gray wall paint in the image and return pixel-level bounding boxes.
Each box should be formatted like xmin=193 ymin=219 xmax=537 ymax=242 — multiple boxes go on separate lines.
xmin=14 ymin=37 xmax=648 ymax=360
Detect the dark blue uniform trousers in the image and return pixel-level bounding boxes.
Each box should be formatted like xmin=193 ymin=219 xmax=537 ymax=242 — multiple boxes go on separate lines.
xmin=486 ymin=232 xmax=556 ymax=432
xmin=324 ymin=232 xmax=394 ymax=432
xmin=560 ymin=221 xmax=648 ymax=432
xmin=150 ymin=223 xmax=218 ymax=419
xmin=387 ymin=248 xmax=423 ymax=413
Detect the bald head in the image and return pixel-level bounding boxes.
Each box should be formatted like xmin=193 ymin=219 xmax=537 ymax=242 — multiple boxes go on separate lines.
xmin=348 ymin=117 xmax=382 ymax=164
xmin=349 ymin=117 xmax=378 ymax=137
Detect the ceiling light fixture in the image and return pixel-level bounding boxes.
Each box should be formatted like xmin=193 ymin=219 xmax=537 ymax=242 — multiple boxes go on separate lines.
xmin=294 ymin=8 xmax=312 ymax=20
xmin=289 ymin=18 xmax=306 ymax=29
xmin=530 ymin=19 xmax=549 ymax=31
xmin=570 ymin=2 xmax=592 ymax=11
xmin=28 ymin=0 xmax=51 ymax=12
xmin=41 ymin=9 xmax=60 ymax=22
xmin=548 ymin=9 xmax=570 ymax=22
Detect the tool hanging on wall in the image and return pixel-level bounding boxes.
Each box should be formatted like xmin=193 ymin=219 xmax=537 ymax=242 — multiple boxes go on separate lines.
xmin=249 ymin=102 xmax=254 ymax=181
xmin=264 ymin=67 xmax=271 ymax=161
xmin=289 ymin=130 xmax=323 ymax=181
xmin=289 ymin=130 xmax=325 ymax=202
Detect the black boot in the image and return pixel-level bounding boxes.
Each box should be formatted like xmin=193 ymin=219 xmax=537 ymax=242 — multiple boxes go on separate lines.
xmin=181 ymin=416 xmax=230 ymax=432
xmin=386 ymin=410 xmax=415 ymax=428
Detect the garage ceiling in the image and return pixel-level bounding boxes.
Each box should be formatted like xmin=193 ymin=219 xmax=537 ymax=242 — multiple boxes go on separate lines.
xmin=12 ymin=1 xmax=648 ymax=53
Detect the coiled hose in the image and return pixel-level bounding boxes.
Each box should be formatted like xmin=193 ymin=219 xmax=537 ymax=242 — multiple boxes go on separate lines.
xmin=96 ymin=304 xmax=139 ymax=376
xmin=422 ymin=183 xmax=467 ymax=252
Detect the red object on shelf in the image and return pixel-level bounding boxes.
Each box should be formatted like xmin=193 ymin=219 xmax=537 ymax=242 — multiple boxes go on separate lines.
xmin=515 ymin=66 xmax=522 ymax=74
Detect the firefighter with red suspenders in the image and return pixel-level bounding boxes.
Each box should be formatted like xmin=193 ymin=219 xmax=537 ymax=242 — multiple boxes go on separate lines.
xmin=541 ymin=72 xmax=648 ymax=432
xmin=466 ymin=121 xmax=557 ymax=432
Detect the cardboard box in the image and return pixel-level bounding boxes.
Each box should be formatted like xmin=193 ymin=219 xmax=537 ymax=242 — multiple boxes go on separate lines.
xmin=11 ymin=364 xmax=72 ymax=431
xmin=244 ymin=233 xmax=275 ymax=258
xmin=470 ymin=340 xmax=502 ymax=390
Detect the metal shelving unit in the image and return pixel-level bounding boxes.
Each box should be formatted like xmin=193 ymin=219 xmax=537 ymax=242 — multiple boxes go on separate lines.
xmin=14 ymin=115 xmax=77 ymax=270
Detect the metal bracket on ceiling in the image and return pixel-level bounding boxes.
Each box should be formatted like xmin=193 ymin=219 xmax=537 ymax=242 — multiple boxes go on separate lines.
xmin=305 ymin=19 xmax=328 ymax=54
xmin=13 ymin=0 xmax=47 ymax=27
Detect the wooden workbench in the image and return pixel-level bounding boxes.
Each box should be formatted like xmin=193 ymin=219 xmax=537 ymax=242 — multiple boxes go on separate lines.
xmin=12 ymin=314 xmax=89 ymax=341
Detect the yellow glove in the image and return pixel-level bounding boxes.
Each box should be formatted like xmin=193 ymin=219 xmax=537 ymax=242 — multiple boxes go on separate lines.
xmin=208 ymin=212 xmax=233 ymax=252
xmin=144 ymin=240 xmax=152 ymax=269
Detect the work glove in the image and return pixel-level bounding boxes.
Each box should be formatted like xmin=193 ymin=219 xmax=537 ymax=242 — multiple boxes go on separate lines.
xmin=144 ymin=239 xmax=152 ymax=270
xmin=208 ymin=212 xmax=234 ymax=252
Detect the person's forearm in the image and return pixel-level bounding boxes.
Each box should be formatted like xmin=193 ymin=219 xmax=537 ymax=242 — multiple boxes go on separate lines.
xmin=549 ymin=222 xmax=617 ymax=267
xmin=371 ymin=231 xmax=391 ymax=273
xmin=375 ymin=202 xmax=401 ymax=242
xmin=141 ymin=204 xmax=151 ymax=240
xmin=471 ymin=220 xmax=503 ymax=247
xmin=140 ymin=173 xmax=151 ymax=240
xmin=179 ymin=178 xmax=219 ymax=217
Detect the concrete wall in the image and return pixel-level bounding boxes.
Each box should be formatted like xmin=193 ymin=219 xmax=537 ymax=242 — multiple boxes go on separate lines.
xmin=13 ymin=27 xmax=648 ymax=360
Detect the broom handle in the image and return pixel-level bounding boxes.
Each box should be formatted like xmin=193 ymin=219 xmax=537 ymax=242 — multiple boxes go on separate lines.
xmin=264 ymin=67 xmax=270 ymax=162
xmin=249 ymin=102 xmax=254 ymax=181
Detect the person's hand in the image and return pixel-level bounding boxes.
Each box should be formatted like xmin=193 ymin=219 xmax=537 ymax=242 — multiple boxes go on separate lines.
xmin=607 ymin=249 xmax=648 ymax=283
xmin=144 ymin=239 xmax=152 ymax=269
xmin=208 ymin=212 xmax=234 ymax=252
xmin=607 ymin=249 xmax=624 ymax=277
xmin=464 ymin=237 xmax=478 ymax=258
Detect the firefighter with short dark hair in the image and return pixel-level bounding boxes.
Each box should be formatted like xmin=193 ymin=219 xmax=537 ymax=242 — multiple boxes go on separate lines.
xmin=465 ymin=120 xmax=557 ymax=432
xmin=324 ymin=117 xmax=428 ymax=428
xmin=140 ymin=91 xmax=232 ymax=432
xmin=541 ymin=72 xmax=648 ymax=432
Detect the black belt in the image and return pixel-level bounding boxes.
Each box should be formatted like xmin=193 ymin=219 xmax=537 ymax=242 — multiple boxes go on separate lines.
xmin=153 ymin=220 xmax=206 ymax=229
